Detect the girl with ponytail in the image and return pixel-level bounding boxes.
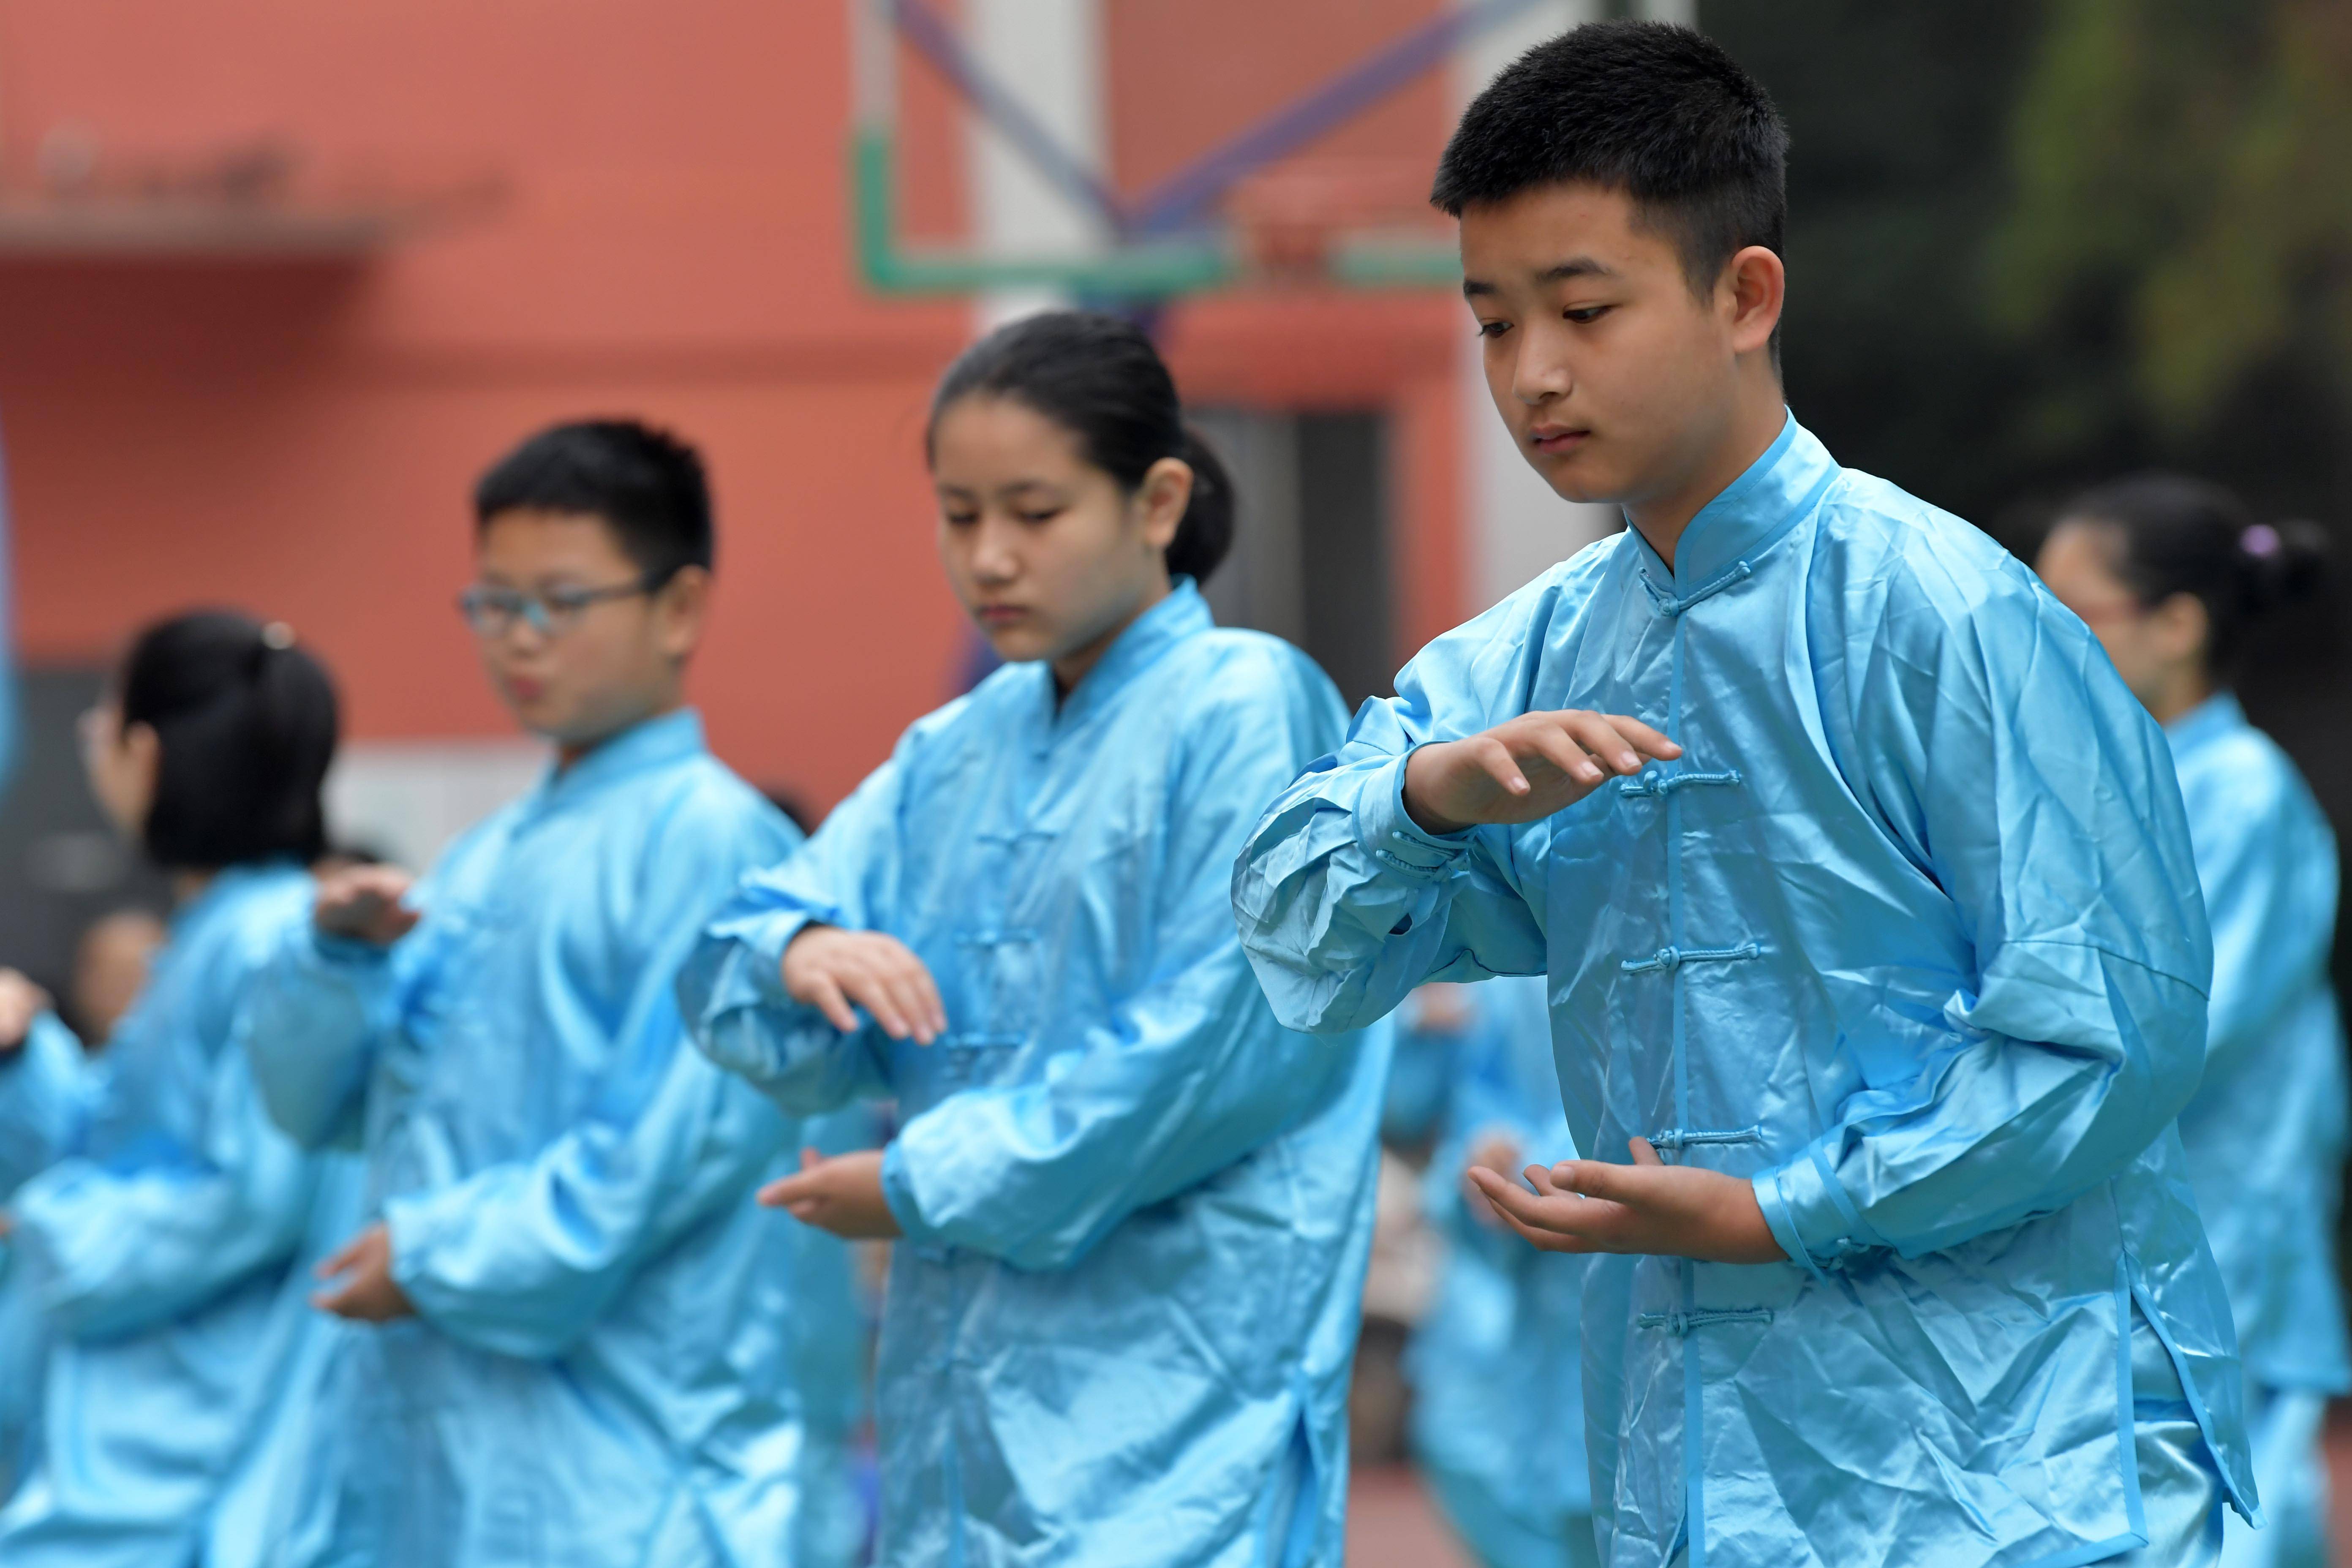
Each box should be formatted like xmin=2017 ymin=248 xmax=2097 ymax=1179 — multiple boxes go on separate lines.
xmin=682 ymin=309 xmax=1392 ymax=1565
xmin=0 ymin=610 xmax=358 ymax=1565
xmin=2039 ymin=479 xmax=2345 ymax=1568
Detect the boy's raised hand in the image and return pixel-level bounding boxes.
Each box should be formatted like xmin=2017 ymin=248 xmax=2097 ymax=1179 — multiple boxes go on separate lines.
xmin=1465 ymin=1137 xmax=1786 ymax=1264
xmin=0 ymin=969 xmax=52 ymax=1053
xmin=758 ymin=1146 xmax=903 ymax=1239
xmin=314 ymin=864 xmax=421 ymax=947
xmin=1404 ymin=711 xmax=1680 ymax=834
xmin=781 ymin=927 xmax=947 ymax=1045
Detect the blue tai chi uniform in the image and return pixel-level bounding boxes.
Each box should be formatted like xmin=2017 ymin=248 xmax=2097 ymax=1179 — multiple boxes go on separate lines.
xmin=0 ymin=863 xmax=353 ymax=1568
xmin=1232 ymin=417 xmax=2256 ymax=1568
xmin=1388 ymin=977 xmax=1595 ymax=1568
xmin=2164 ymin=694 xmax=2348 ymax=1568
xmin=244 ymin=710 xmax=864 ymax=1568
xmin=682 ymin=583 xmax=1393 ymax=1568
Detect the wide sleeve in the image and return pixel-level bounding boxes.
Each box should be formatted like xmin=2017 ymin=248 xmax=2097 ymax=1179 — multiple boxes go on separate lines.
xmin=382 ymin=802 xmax=799 ymax=1360
xmin=1753 ymin=573 xmax=2216 ymax=1275
xmin=242 ymin=920 xmax=406 ymax=1153
xmin=882 ymin=656 xmax=1372 ymax=1272
xmin=2191 ymin=762 xmax=2337 ymax=1080
xmin=1232 ymin=596 xmax=1559 ymax=1035
xmin=677 ymin=754 xmax=909 ymax=1116
xmin=10 ymin=1040 xmax=316 ymax=1340
xmin=0 ymin=1014 xmax=98 ymax=1198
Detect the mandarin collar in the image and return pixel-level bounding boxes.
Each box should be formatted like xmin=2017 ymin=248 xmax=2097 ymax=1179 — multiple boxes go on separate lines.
xmin=531 ymin=708 xmax=705 ymax=807
xmin=2163 ymin=691 xmax=2246 ymax=763
xmin=1036 ymin=577 xmax=1214 ymax=739
xmin=1630 ymin=412 xmax=1840 ymax=594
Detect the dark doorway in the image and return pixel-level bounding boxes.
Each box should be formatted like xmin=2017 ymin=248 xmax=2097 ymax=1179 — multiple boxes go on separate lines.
xmin=1194 ymin=408 xmax=1396 ymax=709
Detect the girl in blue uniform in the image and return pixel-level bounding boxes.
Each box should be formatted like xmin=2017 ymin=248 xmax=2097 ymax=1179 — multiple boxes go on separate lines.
xmin=682 ymin=310 xmax=1392 ymax=1567
xmin=0 ymin=610 xmax=352 ymax=1568
xmin=2039 ymin=476 xmax=2347 ymax=1568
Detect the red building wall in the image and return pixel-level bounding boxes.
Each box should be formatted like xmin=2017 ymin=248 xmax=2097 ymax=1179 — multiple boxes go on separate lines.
xmin=0 ymin=0 xmax=1467 ymax=806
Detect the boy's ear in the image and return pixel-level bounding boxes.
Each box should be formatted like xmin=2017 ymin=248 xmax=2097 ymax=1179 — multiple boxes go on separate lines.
xmin=1722 ymin=245 xmax=1785 ymax=358
xmin=653 ymin=566 xmax=712 ymax=659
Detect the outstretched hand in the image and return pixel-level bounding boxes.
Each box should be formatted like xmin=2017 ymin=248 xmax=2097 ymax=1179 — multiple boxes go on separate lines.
xmin=781 ymin=927 xmax=946 ymax=1045
xmin=314 ymin=865 xmax=421 ymax=947
xmin=0 ymin=969 xmax=52 ymax=1054
xmin=758 ymin=1147 xmax=902 ymax=1239
xmin=1465 ymin=1138 xmax=1785 ymax=1263
xmin=312 ymin=1223 xmax=417 ymax=1321
xmin=1404 ymin=710 xmax=1680 ymax=835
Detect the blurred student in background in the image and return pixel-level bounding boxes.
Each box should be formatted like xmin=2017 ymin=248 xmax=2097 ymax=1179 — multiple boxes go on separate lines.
xmin=0 ymin=905 xmax=163 ymax=1501
xmin=0 ymin=610 xmax=356 ymax=1568
xmin=66 ymin=909 xmax=167 ymax=1045
xmin=682 ymin=310 xmax=1391 ymax=1566
xmin=2039 ymin=476 xmax=2346 ymax=1568
xmin=242 ymin=420 xmax=863 ymax=1568
xmin=1386 ymin=980 xmax=1592 ymax=1568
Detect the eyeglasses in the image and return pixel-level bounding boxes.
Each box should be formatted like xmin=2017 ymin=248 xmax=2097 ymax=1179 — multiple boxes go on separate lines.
xmin=456 ymin=574 xmax=662 ymax=640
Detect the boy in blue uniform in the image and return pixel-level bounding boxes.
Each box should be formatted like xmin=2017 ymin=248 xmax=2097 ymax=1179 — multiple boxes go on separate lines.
xmin=244 ymin=422 xmax=863 ymax=1568
xmin=1232 ymin=22 xmax=2254 ymax=1568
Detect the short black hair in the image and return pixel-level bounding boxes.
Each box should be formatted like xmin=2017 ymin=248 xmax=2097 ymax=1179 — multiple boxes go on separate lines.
xmin=927 ymin=310 xmax=1236 ymax=585
xmin=1432 ymin=20 xmax=1788 ymax=301
xmin=473 ymin=419 xmax=714 ymax=583
xmin=119 ymin=610 xmax=339 ymax=871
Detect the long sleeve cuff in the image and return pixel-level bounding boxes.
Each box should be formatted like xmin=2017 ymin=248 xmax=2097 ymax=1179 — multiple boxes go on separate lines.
xmin=383 ymin=1184 xmax=464 ymax=1315
xmin=311 ymin=927 xmax=397 ymax=969
xmin=1353 ymin=749 xmax=1478 ymax=878
xmin=739 ymin=910 xmax=817 ymax=1007
xmin=879 ymin=1139 xmax=942 ymax=1252
xmin=1753 ymin=1138 xmax=1878 ymax=1282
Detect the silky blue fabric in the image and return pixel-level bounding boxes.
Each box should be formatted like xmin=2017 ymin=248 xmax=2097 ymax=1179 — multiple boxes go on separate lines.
xmin=681 ymin=583 xmax=1392 ymax=1568
xmin=2164 ymin=693 xmax=2350 ymax=1397
xmin=0 ymin=1245 xmax=42 ymax=1498
xmin=1233 ymin=417 xmax=2255 ymax=1568
xmin=243 ymin=710 xmax=863 ymax=1568
xmin=2164 ymin=695 xmax=2344 ymax=1568
xmin=1390 ymin=978 xmax=1595 ymax=1568
xmin=0 ymin=863 xmax=353 ymax=1568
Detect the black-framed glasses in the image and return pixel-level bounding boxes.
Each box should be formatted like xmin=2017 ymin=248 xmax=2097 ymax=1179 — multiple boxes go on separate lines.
xmin=456 ymin=574 xmax=662 ymax=639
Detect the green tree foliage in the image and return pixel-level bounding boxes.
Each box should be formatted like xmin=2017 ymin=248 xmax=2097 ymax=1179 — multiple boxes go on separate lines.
xmin=1706 ymin=0 xmax=2352 ymax=536
xmin=1992 ymin=0 xmax=2352 ymax=438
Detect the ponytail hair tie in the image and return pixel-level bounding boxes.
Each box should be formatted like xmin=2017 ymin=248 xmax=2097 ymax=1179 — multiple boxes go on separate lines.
xmin=261 ymin=621 xmax=296 ymax=650
xmin=2241 ymin=524 xmax=2281 ymax=559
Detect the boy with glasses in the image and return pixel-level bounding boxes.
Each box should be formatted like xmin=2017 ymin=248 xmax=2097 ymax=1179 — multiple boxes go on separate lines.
xmin=244 ymin=420 xmax=865 ymax=1568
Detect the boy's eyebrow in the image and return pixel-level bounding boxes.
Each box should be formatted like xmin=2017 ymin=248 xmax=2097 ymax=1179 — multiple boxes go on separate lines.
xmin=1540 ymin=256 xmax=1616 ymax=283
xmin=1461 ymin=256 xmax=1618 ymax=300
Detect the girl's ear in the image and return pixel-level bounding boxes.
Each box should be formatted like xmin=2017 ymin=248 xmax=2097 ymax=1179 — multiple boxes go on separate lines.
xmin=2147 ymin=591 xmax=2210 ymax=668
xmin=1134 ymin=457 xmax=1194 ymax=553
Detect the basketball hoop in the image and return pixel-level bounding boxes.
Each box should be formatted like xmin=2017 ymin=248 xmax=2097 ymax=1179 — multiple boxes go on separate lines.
xmin=1226 ymin=156 xmax=1450 ymax=286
